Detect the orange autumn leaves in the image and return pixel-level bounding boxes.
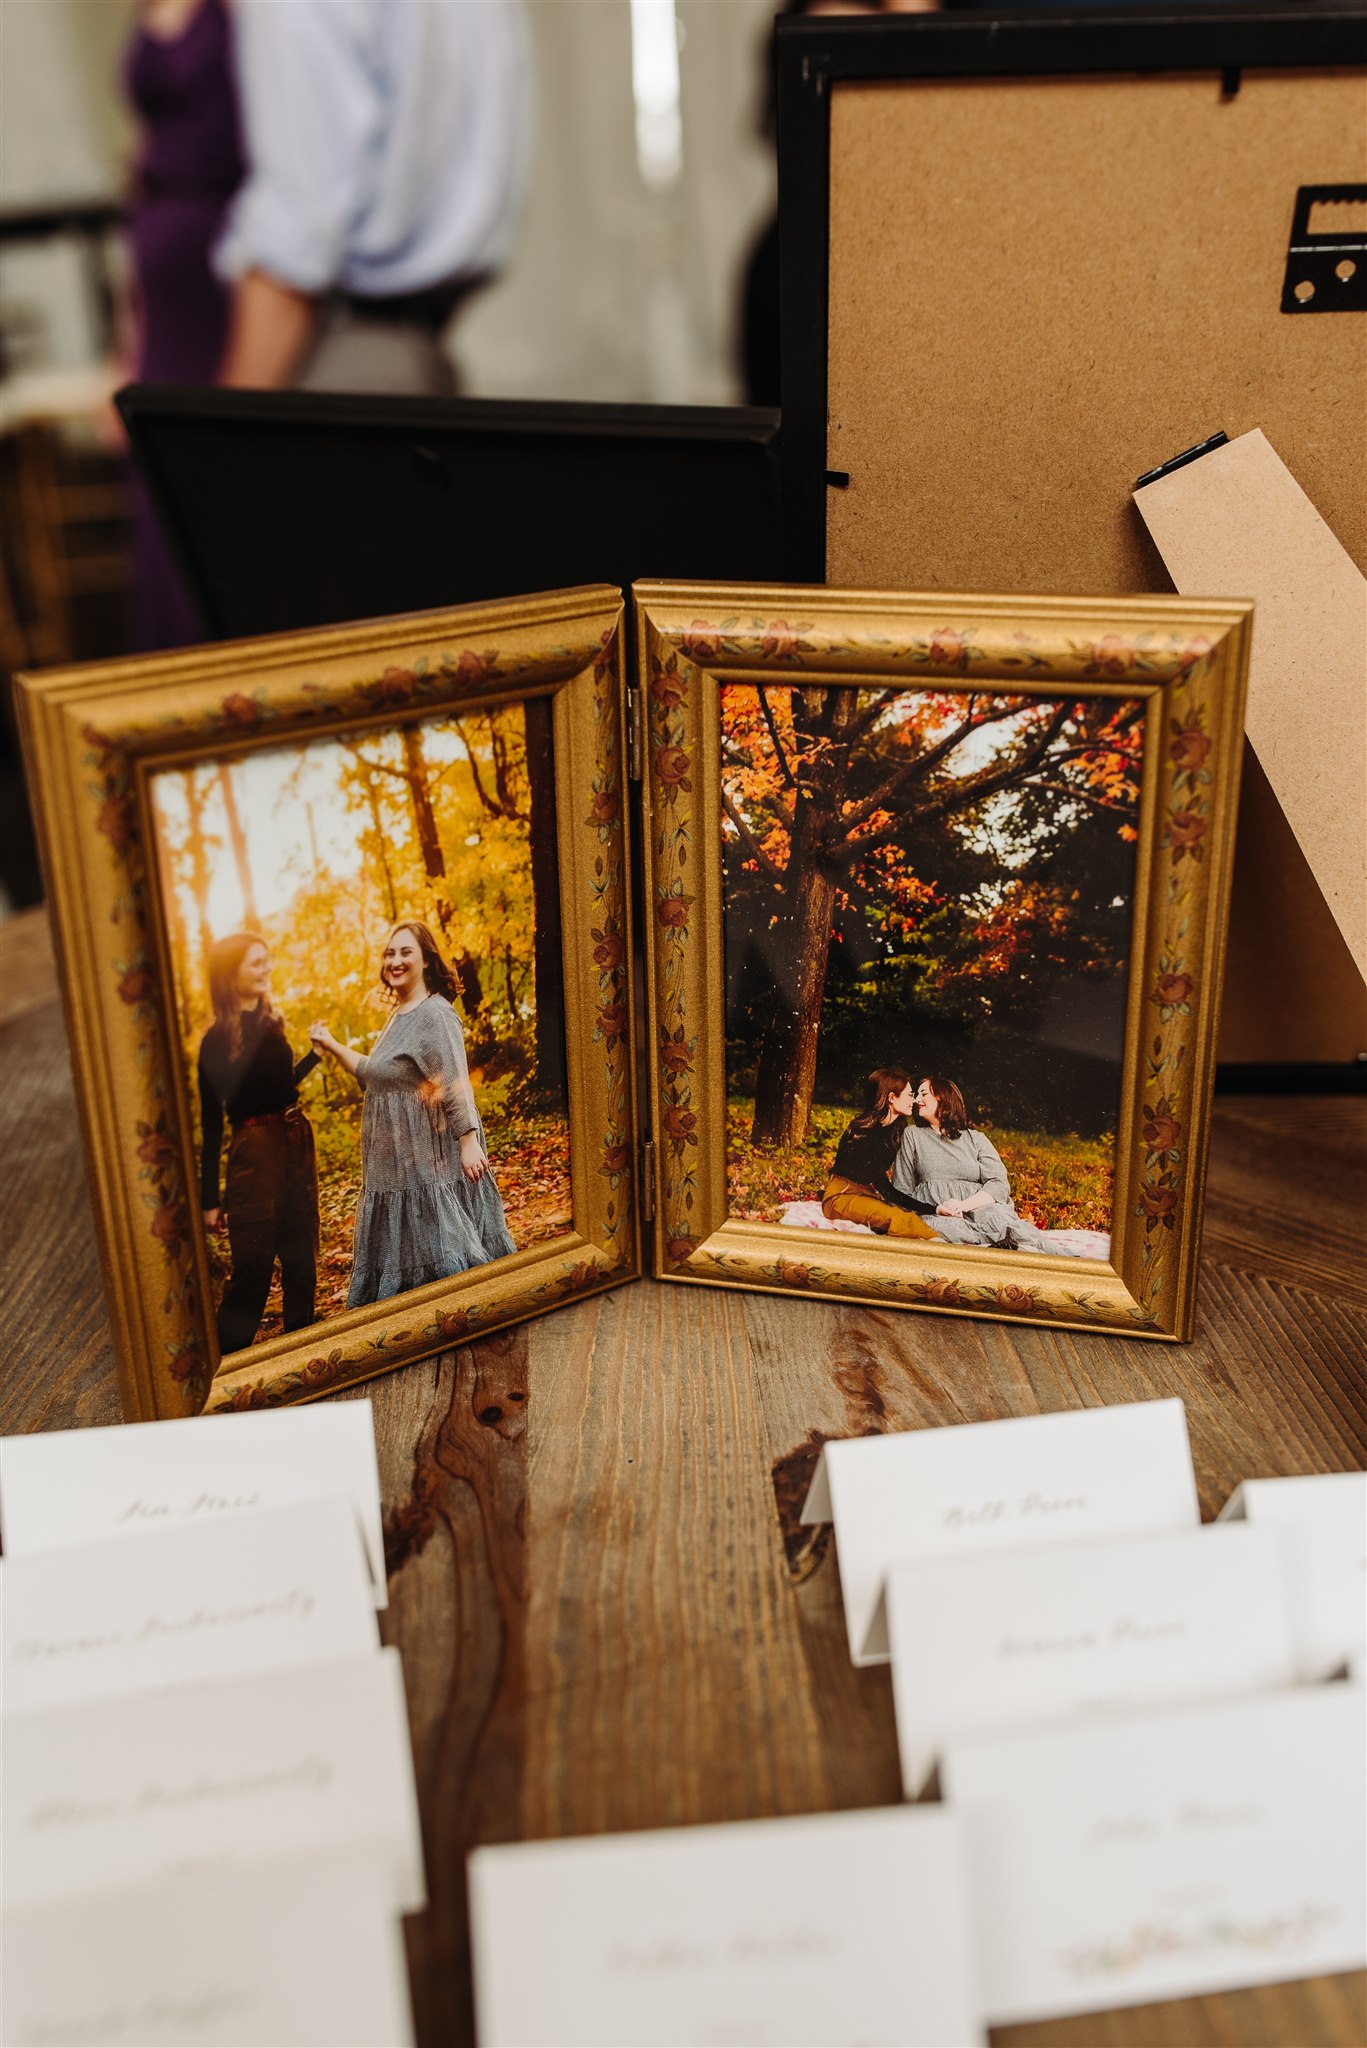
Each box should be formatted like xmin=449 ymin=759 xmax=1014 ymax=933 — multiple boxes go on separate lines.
xmin=720 ymin=681 xmax=1145 ymax=966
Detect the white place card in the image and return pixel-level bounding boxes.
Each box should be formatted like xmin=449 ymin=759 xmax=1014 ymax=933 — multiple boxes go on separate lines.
xmin=942 ymin=1687 xmax=1367 ymax=2025
xmin=887 ymin=1524 xmax=1296 ymax=1795
xmin=1 ymin=1496 xmax=379 ymax=1715
xmin=3 ymin=1648 xmax=425 ymax=1915
xmin=1 ymin=1854 xmax=413 ymax=2047
xmin=1218 ymin=1471 xmax=1367 ymax=1680
xmin=801 ymin=1400 xmax=1199 ymax=1664
xmin=0 ymin=1402 xmax=387 ymax=1606
xmin=469 ymin=1806 xmax=983 ymax=2048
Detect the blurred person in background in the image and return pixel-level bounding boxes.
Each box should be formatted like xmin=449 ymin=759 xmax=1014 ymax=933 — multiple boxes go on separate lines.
xmin=124 ymin=0 xmax=244 ymax=646
xmin=215 ymin=0 xmax=532 ymax=396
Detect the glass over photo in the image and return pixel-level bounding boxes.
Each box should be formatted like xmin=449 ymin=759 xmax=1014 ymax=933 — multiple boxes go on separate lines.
xmin=721 ymin=680 xmax=1147 ymax=1261
xmin=150 ymin=702 xmax=571 ymax=1361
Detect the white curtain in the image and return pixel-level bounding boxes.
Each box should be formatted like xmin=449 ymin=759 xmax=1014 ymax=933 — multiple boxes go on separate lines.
xmin=459 ymin=0 xmax=778 ymax=404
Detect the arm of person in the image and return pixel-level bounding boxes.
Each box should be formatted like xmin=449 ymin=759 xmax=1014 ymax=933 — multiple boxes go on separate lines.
xmin=891 ymin=1123 xmax=921 ymax=1198
xmin=309 ymin=1024 xmax=366 ymax=1081
xmin=198 ymin=1052 xmax=224 ymax=1225
xmin=411 ymin=1004 xmax=488 ymax=1181
xmin=957 ymin=1130 xmax=1011 ymax=1210
xmin=213 ymin=0 xmax=384 ymax=386
xmin=880 ymin=1178 xmax=940 ymax=1215
xmin=220 ymin=270 xmax=317 ymax=389
xmin=293 ymin=1045 xmax=321 ymax=1086
xmin=417 ymin=1004 xmax=479 ymax=1139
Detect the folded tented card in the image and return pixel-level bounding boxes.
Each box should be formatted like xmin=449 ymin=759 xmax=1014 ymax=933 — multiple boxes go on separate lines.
xmin=469 ymin=1806 xmax=983 ymax=2048
xmin=0 ymin=1402 xmax=387 ymax=1605
xmin=802 ymin=1400 xmax=1199 ymax=1664
xmin=1 ymin=1854 xmax=413 ymax=2047
xmin=942 ymin=1687 xmax=1367 ymax=2025
xmin=3 ymin=1647 xmax=425 ymax=1914
xmin=887 ymin=1524 xmax=1295 ymax=1796
xmin=1 ymin=1496 xmax=378 ymax=1714
xmin=1218 ymin=1471 xmax=1367 ymax=1680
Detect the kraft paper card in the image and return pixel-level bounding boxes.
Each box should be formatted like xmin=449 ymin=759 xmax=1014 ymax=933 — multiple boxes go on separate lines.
xmin=469 ymin=1806 xmax=983 ymax=2048
xmin=3 ymin=1648 xmax=424 ymax=1914
xmin=942 ymin=1687 xmax=1367 ymax=2025
xmin=802 ymin=1400 xmax=1200 ymax=1665
xmin=887 ymin=1523 xmax=1296 ymax=1796
xmin=1 ymin=1495 xmax=378 ymax=1715
xmin=1133 ymin=426 xmax=1367 ymax=982
xmin=0 ymin=1402 xmax=387 ymax=1605
xmin=1 ymin=1854 xmax=413 ymax=2047
xmin=1218 ymin=1471 xmax=1367 ymax=1680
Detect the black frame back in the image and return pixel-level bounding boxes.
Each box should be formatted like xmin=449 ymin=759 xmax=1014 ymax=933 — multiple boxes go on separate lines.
xmin=118 ymin=386 xmax=783 ymax=640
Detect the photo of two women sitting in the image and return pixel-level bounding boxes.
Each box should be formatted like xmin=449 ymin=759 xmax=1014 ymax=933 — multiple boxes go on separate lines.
xmin=720 ymin=677 xmax=1139 ymax=1265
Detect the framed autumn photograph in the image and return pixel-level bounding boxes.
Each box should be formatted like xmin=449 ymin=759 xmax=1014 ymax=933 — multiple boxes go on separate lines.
xmin=19 ymin=588 xmax=638 ymax=1421
xmin=636 ymin=582 xmax=1251 ymax=1342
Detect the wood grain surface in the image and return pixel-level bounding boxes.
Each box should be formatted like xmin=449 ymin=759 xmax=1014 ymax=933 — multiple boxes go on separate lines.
xmin=2 ymin=904 xmax=1364 ymax=2048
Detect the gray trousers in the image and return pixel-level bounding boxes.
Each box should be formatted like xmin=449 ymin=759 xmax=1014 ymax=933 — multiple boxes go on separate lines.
xmin=927 ymin=1201 xmax=1056 ymax=1252
xmin=296 ymin=305 xmax=458 ymax=397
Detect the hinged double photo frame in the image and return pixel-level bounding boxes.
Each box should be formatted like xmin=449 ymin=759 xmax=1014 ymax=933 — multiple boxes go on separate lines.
xmin=19 ymin=579 xmax=1251 ymax=1420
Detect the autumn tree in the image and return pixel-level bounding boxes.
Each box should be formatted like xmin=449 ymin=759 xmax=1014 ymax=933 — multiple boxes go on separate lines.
xmin=722 ymin=684 xmax=1143 ymax=1146
xmin=451 ymin=699 xmax=565 ymax=1104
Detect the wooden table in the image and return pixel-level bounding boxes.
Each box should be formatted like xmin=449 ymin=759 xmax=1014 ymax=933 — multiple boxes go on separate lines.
xmin=3 ymin=904 xmax=1365 ymax=2048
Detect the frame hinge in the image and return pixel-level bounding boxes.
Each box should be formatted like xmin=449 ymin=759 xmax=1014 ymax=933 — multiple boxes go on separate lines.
xmin=627 ymin=686 xmax=645 ymax=782
xmin=640 ymin=1136 xmax=656 ymax=1222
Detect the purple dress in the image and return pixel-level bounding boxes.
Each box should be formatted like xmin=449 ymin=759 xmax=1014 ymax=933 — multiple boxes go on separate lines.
xmin=124 ymin=1 xmax=243 ymax=648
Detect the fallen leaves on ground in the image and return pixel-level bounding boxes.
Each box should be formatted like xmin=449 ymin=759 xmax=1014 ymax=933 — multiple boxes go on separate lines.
xmin=726 ymin=1099 xmax=1113 ymax=1232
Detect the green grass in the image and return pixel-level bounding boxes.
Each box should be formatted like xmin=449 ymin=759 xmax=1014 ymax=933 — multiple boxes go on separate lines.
xmin=726 ymin=1098 xmax=1113 ymax=1232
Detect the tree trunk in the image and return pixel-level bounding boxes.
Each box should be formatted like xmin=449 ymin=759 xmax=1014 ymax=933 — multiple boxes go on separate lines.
xmin=163 ymin=849 xmax=196 ymax=1049
xmin=358 ymin=766 xmax=397 ymax=921
xmin=750 ymin=862 xmax=839 ymax=1146
xmin=218 ymin=763 xmax=259 ymax=929
xmin=184 ymin=768 xmax=213 ymax=980
xmin=523 ymin=696 xmax=567 ymax=1107
xmin=452 ymin=950 xmax=484 ymax=1018
xmin=395 ymin=725 xmax=487 ymax=1018
xmin=750 ymin=686 xmax=859 ymax=1147
xmin=400 ymin=724 xmax=451 ymax=935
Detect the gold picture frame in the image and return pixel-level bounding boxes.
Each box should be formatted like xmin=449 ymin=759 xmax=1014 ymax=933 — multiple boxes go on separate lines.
xmin=18 ymin=587 xmax=638 ymax=1421
xmin=635 ymin=582 xmax=1252 ymax=1343
xmin=19 ymin=576 xmax=1253 ymax=1422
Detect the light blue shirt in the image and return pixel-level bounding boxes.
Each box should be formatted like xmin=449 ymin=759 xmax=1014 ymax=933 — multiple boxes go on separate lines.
xmin=216 ymin=0 xmax=532 ymax=299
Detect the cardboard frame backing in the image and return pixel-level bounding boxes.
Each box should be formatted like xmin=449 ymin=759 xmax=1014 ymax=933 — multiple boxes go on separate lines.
xmin=776 ymin=5 xmax=1367 ymax=1084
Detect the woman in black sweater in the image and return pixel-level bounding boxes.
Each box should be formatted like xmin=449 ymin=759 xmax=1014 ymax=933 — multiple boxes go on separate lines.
xmin=822 ymin=1066 xmax=941 ymax=1239
xmin=199 ymin=931 xmax=320 ymax=1356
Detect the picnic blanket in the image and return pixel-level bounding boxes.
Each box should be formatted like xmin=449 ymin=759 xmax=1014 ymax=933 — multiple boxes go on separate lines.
xmin=776 ymin=1200 xmax=1111 ymax=1262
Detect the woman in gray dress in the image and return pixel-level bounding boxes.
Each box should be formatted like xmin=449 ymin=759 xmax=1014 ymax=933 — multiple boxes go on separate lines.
xmin=309 ymin=921 xmax=515 ymax=1306
xmin=893 ymin=1075 xmax=1059 ymax=1253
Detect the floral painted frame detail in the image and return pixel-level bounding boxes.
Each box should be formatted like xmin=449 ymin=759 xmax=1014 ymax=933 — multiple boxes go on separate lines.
xmin=18 ymin=587 xmax=638 ymax=1421
xmin=634 ymin=582 xmax=1252 ymax=1343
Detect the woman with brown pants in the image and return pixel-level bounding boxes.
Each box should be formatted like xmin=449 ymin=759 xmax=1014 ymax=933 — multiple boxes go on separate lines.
xmin=199 ymin=932 xmax=321 ymax=1356
xmin=822 ymin=1067 xmax=942 ymax=1239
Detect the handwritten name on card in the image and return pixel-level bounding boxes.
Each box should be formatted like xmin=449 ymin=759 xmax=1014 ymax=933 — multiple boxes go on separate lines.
xmin=886 ymin=1525 xmax=1295 ymax=1795
xmin=802 ymin=1401 xmax=1200 ymax=1664
xmin=2 ymin=1497 xmax=378 ymax=1714
xmin=469 ymin=1806 xmax=984 ymax=2048
xmin=0 ymin=1404 xmax=387 ymax=1606
xmin=3 ymin=1856 xmax=413 ymax=2047
xmin=3 ymin=1649 xmax=425 ymax=1915
xmin=942 ymin=1688 xmax=1367 ymax=2025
